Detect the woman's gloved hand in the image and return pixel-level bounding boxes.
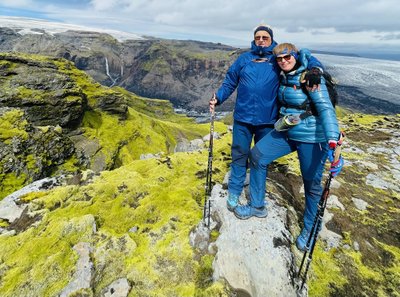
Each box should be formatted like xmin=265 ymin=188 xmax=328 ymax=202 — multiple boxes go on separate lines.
xmin=328 ymin=140 xmax=344 ymax=177
xmin=305 ymin=68 xmax=322 ymax=89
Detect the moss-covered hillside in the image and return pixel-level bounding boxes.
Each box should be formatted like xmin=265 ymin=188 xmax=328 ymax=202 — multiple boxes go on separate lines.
xmin=0 ymin=52 xmax=215 ymax=200
xmin=1 ymin=52 xmax=399 ymax=297
xmin=0 ymin=139 xmax=232 ymax=296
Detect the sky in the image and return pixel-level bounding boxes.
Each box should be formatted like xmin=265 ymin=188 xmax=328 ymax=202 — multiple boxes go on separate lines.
xmin=1 ymin=0 xmax=399 ymax=58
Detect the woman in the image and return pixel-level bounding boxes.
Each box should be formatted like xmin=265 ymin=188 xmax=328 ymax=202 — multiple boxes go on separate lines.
xmin=233 ymin=43 xmax=344 ymax=251
xmin=209 ymin=27 xmax=323 ymax=217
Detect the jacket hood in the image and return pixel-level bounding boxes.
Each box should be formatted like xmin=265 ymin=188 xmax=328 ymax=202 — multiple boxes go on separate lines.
xmin=251 ymin=40 xmax=278 ymax=57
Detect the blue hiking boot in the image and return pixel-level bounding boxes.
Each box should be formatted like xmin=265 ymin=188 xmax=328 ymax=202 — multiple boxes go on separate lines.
xmin=226 ymin=193 xmax=239 ymax=211
xmin=296 ymin=228 xmax=314 ymax=251
xmin=234 ymin=204 xmax=267 ymax=220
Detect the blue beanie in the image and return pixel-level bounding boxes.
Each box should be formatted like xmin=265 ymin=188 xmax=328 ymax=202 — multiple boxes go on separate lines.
xmin=254 ymin=25 xmax=273 ymax=41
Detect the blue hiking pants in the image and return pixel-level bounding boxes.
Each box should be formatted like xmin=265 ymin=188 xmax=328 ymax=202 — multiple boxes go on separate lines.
xmin=249 ymin=129 xmax=328 ymax=231
xmin=228 ymin=120 xmax=273 ymax=197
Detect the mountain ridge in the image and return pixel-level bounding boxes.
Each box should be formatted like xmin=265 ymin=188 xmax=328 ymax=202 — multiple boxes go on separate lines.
xmin=3 ymin=17 xmax=399 ymax=115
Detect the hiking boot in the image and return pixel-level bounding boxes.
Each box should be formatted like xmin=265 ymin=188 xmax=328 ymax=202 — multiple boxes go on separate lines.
xmin=296 ymin=228 xmax=314 ymax=251
xmin=234 ymin=204 xmax=267 ymax=220
xmin=226 ymin=193 xmax=239 ymax=211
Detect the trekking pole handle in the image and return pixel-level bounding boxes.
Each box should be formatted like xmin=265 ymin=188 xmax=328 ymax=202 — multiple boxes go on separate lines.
xmin=333 ymin=131 xmax=345 ymax=163
xmin=211 ymin=94 xmax=216 ymax=116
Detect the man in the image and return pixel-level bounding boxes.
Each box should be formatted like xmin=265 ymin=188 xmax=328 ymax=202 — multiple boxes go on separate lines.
xmin=210 ymin=24 xmax=323 ymax=219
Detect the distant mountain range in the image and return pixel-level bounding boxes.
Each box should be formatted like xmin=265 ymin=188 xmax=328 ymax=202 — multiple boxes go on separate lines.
xmin=1 ymin=16 xmax=399 ymax=114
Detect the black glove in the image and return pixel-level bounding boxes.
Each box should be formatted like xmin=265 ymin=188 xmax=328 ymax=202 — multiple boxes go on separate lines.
xmin=305 ymin=68 xmax=322 ymax=88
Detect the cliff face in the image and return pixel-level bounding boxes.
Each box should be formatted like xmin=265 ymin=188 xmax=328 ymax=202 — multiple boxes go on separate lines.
xmin=0 ymin=28 xmax=238 ymax=111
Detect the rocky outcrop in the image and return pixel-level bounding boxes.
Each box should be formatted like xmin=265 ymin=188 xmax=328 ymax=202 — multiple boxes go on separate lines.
xmin=209 ymin=183 xmax=298 ymax=297
xmin=0 ymin=177 xmax=64 ymax=224
xmin=0 ymin=54 xmax=86 ymax=127
xmin=59 ymin=242 xmax=94 ymax=297
xmin=0 ymin=106 xmax=75 ymax=197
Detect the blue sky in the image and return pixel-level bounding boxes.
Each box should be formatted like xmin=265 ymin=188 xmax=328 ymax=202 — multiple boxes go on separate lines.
xmin=1 ymin=0 xmax=399 ymax=56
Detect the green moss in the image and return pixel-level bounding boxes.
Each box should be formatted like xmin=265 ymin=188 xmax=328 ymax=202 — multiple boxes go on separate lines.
xmin=275 ymin=152 xmax=301 ymax=175
xmin=0 ymin=214 xmax=92 ymax=296
xmin=57 ymin=155 xmax=81 ymax=173
xmin=345 ymin=250 xmax=383 ymax=282
xmin=210 ymin=230 xmax=220 ymax=242
xmin=0 ymin=172 xmax=28 ymax=201
xmin=375 ymin=240 xmax=400 ymax=296
xmin=194 ymin=281 xmax=229 ymax=297
xmin=307 ymin=245 xmax=347 ymax=297
xmin=0 ymin=109 xmax=29 ymax=143
xmin=142 ymin=58 xmax=171 ymax=74
xmin=68 ymin=288 xmax=93 ymax=297
xmin=195 ymin=254 xmax=214 ymax=289
xmin=0 ymin=219 xmax=9 ymax=228
xmin=81 ymin=102 xmax=223 ymax=167
xmin=0 ymin=139 xmax=232 ymax=295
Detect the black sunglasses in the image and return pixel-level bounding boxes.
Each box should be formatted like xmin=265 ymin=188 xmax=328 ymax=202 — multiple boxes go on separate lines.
xmin=276 ymin=55 xmax=292 ymax=62
xmin=255 ymin=36 xmax=270 ymax=41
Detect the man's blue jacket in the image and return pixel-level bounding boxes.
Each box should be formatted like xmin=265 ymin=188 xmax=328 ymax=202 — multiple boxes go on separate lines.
xmin=215 ymin=41 xmax=323 ymax=126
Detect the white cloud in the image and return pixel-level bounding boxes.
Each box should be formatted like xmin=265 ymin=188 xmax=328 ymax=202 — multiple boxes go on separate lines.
xmin=1 ymin=0 xmax=399 ymax=52
xmin=1 ymin=0 xmax=33 ymax=6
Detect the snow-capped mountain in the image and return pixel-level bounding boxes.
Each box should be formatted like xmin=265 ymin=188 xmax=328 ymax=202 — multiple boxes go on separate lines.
xmin=0 ymin=16 xmax=144 ymax=42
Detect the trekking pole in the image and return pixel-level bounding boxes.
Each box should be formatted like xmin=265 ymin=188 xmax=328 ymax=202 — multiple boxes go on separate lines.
xmin=203 ymin=96 xmax=216 ymax=228
xmin=297 ymin=173 xmax=333 ymax=290
xmin=297 ymin=132 xmax=344 ymax=290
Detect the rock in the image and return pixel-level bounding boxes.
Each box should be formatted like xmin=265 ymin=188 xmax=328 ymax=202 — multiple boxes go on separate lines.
xmin=102 ymin=278 xmax=131 ymax=297
xmin=367 ymin=146 xmax=393 ymax=155
xmin=69 ymin=134 xmax=105 ymax=172
xmin=189 ymin=223 xmax=210 ymax=253
xmin=0 ymin=177 xmax=63 ymax=223
xmin=352 ymin=198 xmax=369 ymax=211
xmin=208 ymin=242 xmax=218 ymax=255
xmin=0 ymin=54 xmax=85 ymax=128
xmin=93 ymin=92 xmax=128 ymax=118
xmin=326 ymin=195 xmax=345 ymax=211
xmin=319 ymin=210 xmax=343 ymax=250
xmin=0 ymin=229 xmax=16 ymax=237
xmin=202 ymin=132 xmax=220 ymax=142
xmin=0 ymin=108 xmax=75 ymax=185
xmin=330 ymin=178 xmax=341 ymax=189
xmin=356 ymin=160 xmax=379 ymax=171
xmin=0 ymin=195 xmax=27 ymax=224
xmin=320 ymin=228 xmax=343 ymax=250
xmin=222 ymin=171 xmax=249 ymax=189
xmin=342 ymin=146 xmax=364 ymax=154
xmin=174 ymin=138 xmax=205 ymax=153
xmin=211 ymin=184 xmax=297 ymax=297
xmin=353 ymin=241 xmax=360 ymax=251
xmin=365 ymin=173 xmax=397 ymax=190
xmin=129 ymin=226 xmax=139 ymax=233
xmin=140 ymin=152 xmax=162 ymax=160
xmin=394 ymin=146 xmax=400 ymax=156
xmin=61 ymin=215 xmax=97 ymax=238
xmin=391 ymin=168 xmax=400 ymax=183
xmin=60 ymin=242 xmax=93 ymax=297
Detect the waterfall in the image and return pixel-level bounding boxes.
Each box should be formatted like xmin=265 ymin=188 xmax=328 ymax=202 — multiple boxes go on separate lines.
xmin=105 ymin=57 xmax=119 ymax=87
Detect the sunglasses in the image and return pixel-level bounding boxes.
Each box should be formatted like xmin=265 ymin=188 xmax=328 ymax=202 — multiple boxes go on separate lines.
xmin=255 ymin=36 xmax=270 ymax=41
xmin=276 ymin=54 xmax=292 ymax=62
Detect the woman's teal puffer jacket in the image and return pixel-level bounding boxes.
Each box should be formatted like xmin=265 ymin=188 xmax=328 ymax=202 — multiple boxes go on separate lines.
xmin=277 ymin=68 xmax=340 ymax=143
